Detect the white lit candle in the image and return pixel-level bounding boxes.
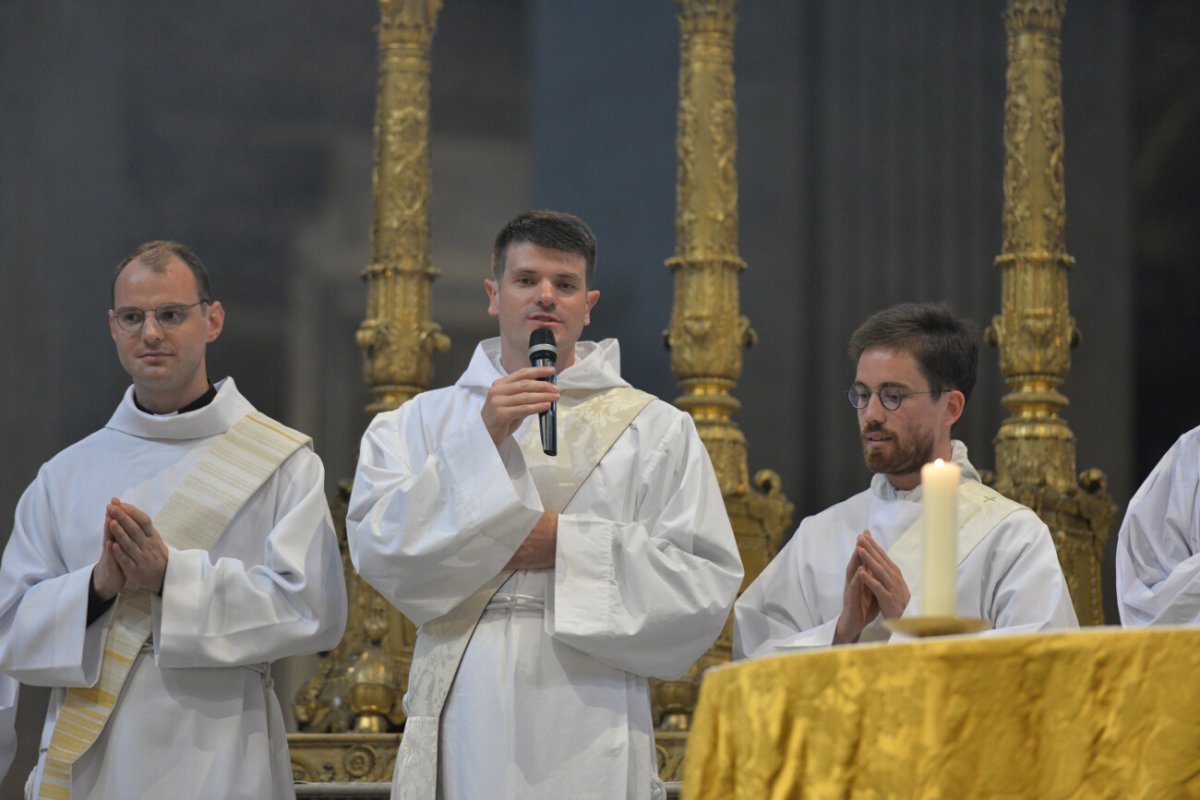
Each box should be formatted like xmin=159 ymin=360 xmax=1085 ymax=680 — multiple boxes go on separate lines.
xmin=920 ymin=458 xmax=961 ymax=617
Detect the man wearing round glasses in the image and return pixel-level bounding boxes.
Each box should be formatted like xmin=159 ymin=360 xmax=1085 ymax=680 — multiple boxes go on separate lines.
xmin=734 ymin=303 xmax=1077 ymax=656
xmin=0 ymin=241 xmax=347 ymax=799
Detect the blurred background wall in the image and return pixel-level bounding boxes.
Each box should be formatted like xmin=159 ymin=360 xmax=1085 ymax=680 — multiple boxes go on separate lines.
xmin=2 ymin=0 xmax=1197 ymax=793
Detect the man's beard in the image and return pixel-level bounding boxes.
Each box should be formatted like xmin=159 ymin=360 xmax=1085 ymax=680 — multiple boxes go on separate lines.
xmin=861 ymin=423 xmax=936 ymax=479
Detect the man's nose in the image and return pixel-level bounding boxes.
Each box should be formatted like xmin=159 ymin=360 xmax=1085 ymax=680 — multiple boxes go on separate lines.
xmin=861 ymin=391 xmax=887 ymax=423
xmin=536 ymin=279 xmax=555 ymax=305
xmin=141 ymin=314 xmax=165 ymax=341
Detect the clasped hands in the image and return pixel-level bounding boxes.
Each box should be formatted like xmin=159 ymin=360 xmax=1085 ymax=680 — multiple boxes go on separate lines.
xmin=833 ymin=530 xmax=911 ymax=645
xmin=92 ymin=498 xmax=169 ymax=601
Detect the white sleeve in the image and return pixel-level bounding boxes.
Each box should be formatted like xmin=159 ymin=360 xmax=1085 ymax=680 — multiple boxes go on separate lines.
xmin=153 ymin=448 xmax=348 ymax=667
xmin=1116 ymin=431 xmax=1200 ymax=626
xmin=733 ymin=518 xmax=841 ymax=658
xmin=546 ymin=411 xmax=743 ymax=680
xmin=979 ymin=510 xmax=1079 ymax=632
xmin=346 ymin=397 xmax=544 ymax=626
xmin=0 ymin=471 xmax=109 ymax=688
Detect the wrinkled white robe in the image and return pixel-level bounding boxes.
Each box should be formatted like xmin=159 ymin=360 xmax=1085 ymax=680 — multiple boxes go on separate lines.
xmin=734 ymin=441 xmax=1077 ymax=658
xmin=0 ymin=378 xmax=347 ymax=800
xmin=1116 ymin=425 xmax=1200 ymax=626
xmin=347 ymin=338 xmax=743 ymax=800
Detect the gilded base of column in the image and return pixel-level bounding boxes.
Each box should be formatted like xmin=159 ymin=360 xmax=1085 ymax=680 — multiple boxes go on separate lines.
xmin=727 ymin=470 xmax=793 ymax=589
xmin=990 ymin=468 xmax=1116 ymax=626
xmin=294 ymin=482 xmax=413 ymax=736
xmin=655 ymin=731 xmax=690 ymax=784
xmin=289 ymin=733 xmax=401 ymax=783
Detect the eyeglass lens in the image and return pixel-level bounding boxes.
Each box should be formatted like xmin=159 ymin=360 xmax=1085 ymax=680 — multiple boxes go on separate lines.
xmin=113 ymin=301 xmax=205 ymax=332
xmin=848 ymin=386 xmax=905 ymax=411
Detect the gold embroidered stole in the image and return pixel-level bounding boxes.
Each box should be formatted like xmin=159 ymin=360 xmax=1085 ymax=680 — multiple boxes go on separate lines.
xmin=873 ymin=481 xmax=1025 ymax=637
xmin=519 ymin=386 xmax=656 ymax=514
xmin=38 ymin=412 xmax=309 ymax=800
xmin=392 ymin=387 xmax=654 ymax=800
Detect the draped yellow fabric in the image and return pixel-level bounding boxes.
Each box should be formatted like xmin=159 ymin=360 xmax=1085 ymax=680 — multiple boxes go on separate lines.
xmin=682 ymin=628 xmax=1200 ymax=800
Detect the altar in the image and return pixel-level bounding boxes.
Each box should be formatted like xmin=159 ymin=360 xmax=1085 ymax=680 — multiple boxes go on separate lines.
xmin=682 ymin=627 xmax=1200 ymax=799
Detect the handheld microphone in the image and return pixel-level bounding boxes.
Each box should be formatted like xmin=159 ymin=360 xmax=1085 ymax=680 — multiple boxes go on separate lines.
xmin=528 ymin=328 xmax=557 ymax=456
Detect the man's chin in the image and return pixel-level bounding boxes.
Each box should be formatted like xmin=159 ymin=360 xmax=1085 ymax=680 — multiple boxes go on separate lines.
xmin=131 ymin=368 xmax=175 ymax=384
xmin=862 ymin=448 xmax=892 ymax=473
xmin=863 ymin=455 xmax=888 ymax=474
xmin=864 ymin=453 xmax=934 ymax=484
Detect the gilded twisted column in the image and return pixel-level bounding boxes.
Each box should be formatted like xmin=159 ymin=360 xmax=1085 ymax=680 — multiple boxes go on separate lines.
xmin=986 ymin=0 xmax=1114 ymax=625
xmin=358 ymin=0 xmax=450 ymax=414
xmin=654 ymin=0 xmax=793 ymax=780
xmin=290 ymin=0 xmax=446 ymax=781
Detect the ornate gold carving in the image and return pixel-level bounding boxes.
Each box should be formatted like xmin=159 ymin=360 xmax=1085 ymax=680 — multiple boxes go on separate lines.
xmin=292 ymin=482 xmax=414 ymax=739
xmin=988 ymin=0 xmax=1114 ymax=625
xmin=1004 ymin=0 xmax=1069 ymax=39
xmin=654 ymin=732 xmax=689 ymax=786
xmin=292 ymin=0 xmax=444 ymax=775
xmin=357 ymin=0 xmax=449 ymax=416
xmin=290 ymin=733 xmax=400 ymax=783
xmin=348 ymin=600 xmax=400 ymax=733
xmin=654 ymin=0 xmax=794 ymax=780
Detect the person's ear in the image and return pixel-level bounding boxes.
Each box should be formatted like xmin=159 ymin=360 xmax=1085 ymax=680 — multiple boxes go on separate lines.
xmin=943 ymin=389 xmax=965 ymax=427
xmin=582 ymin=289 xmax=600 ymax=326
xmin=484 ymin=278 xmax=500 ymax=317
xmin=204 ymin=301 xmax=225 ymax=343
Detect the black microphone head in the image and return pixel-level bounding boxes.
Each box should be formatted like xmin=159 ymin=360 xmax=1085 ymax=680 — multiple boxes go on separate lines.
xmin=528 ymin=328 xmax=557 ymax=366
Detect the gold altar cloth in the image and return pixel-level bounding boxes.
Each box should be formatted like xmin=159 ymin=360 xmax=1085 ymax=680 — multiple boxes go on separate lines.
xmin=682 ymin=627 xmax=1200 ymax=799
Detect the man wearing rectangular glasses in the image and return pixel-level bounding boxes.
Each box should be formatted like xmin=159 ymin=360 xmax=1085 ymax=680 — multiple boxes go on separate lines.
xmin=734 ymin=303 xmax=1077 ymax=656
xmin=0 ymin=241 xmax=347 ymax=799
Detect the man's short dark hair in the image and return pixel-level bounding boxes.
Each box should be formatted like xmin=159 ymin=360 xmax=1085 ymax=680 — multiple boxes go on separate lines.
xmin=112 ymin=241 xmax=213 ymax=306
xmin=848 ymin=302 xmax=978 ymax=403
xmin=492 ymin=210 xmax=597 ymax=287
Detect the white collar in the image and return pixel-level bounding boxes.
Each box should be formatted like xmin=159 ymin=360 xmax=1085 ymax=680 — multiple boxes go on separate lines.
xmin=105 ymin=377 xmax=254 ymax=440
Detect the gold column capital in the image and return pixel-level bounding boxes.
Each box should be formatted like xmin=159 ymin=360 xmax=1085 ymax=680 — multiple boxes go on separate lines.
xmin=378 ymin=0 xmax=442 ymax=39
xmin=1004 ymin=0 xmax=1068 ymax=38
xmin=675 ymin=0 xmax=737 ymax=37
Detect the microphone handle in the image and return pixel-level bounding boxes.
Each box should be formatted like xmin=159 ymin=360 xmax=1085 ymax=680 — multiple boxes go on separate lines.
xmin=542 ymin=371 xmax=554 ymax=455
xmin=540 ymin=401 xmax=556 ymax=456
xmin=531 ymin=356 xmax=557 ymax=456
